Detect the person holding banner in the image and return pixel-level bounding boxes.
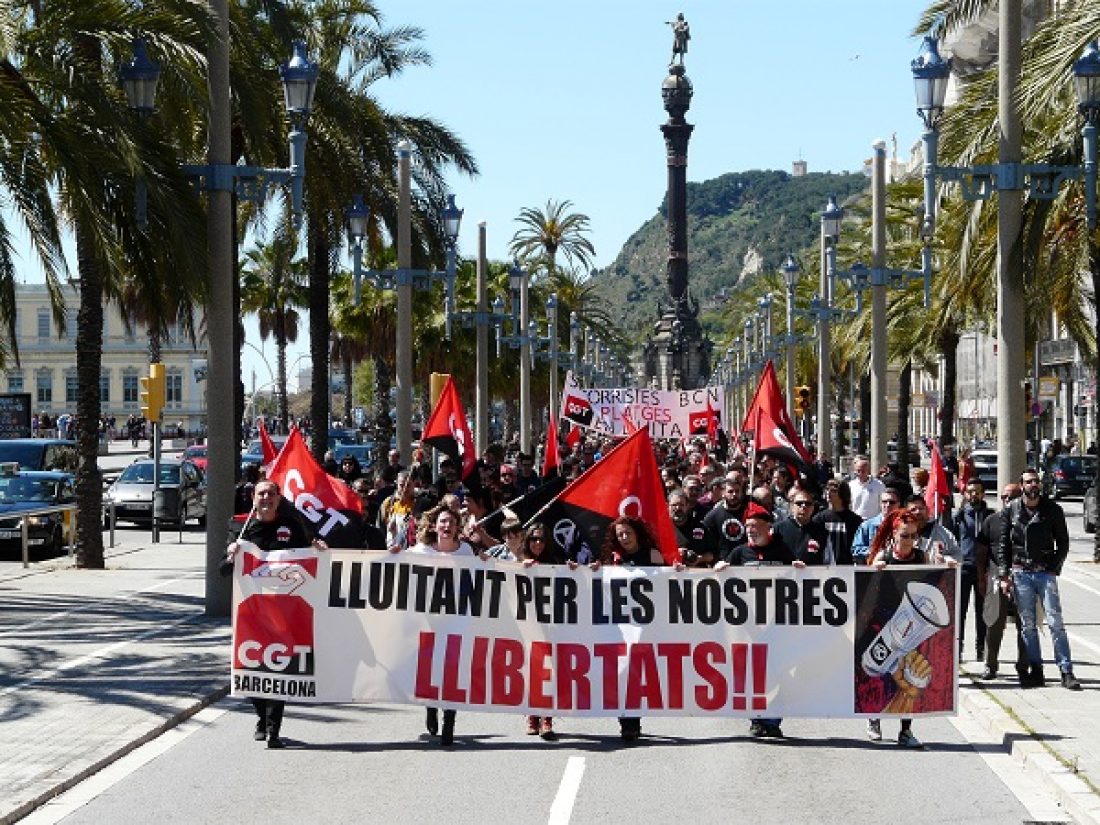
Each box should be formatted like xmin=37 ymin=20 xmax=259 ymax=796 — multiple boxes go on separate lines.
xmin=597 ymin=516 xmax=666 ymax=741
xmin=520 ymin=521 xmax=564 ymax=740
xmin=223 ymin=479 xmax=323 ymax=749
xmin=714 ymin=502 xmax=802 ymax=739
xmin=395 ymin=504 xmax=489 ymax=745
xmin=866 ymin=510 xmax=957 ymax=748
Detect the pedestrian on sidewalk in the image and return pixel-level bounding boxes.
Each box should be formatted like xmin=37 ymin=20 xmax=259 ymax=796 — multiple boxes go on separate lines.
xmin=952 ymin=480 xmax=992 ymax=662
xmin=976 ymin=484 xmax=1029 ymax=681
xmin=994 ymin=469 xmax=1083 ymax=690
xmin=223 ymin=479 xmax=326 ymax=748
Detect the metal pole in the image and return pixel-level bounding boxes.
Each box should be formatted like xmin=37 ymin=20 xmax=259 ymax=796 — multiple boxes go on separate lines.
xmin=476 ymin=222 xmax=488 ymax=455
xmin=818 ymin=226 xmax=831 ymax=459
xmin=204 ymin=0 xmax=233 ymax=616
xmin=519 ymin=268 xmax=531 ymax=453
xmin=396 ymin=142 xmax=413 ymax=465
xmin=870 ymin=139 xmax=888 ymax=473
xmin=997 ymin=0 xmax=1026 ymax=489
xmin=785 ymin=284 xmax=796 ymax=419
xmin=152 ymin=420 xmax=161 ymax=543
xmin=547 ymin=294 xmax=559 ymax=426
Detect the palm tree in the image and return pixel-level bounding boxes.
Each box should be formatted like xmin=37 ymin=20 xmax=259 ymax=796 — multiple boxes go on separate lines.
xmin=240 ymin=221 xmax=309 ymax=433
xmin=509 ymin=200 xmax=596 ymax=274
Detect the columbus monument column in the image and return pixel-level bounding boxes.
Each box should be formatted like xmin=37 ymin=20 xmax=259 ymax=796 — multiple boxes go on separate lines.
xmin=643 ymin=13 xmax=712 ymax=390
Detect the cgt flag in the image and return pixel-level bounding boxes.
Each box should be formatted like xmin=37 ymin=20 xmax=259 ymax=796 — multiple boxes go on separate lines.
xmin=740 ymin=360 xmax=811 ymax=464
xmin=530 ymin=427 xmax=679 ymax=565
xmin=544 ymin=416 xmax=561 ymax=478
xmin=422 ymin=375 xmax=478 ymax=485
xmin=266 ymin=427 xmax=363 ymax=539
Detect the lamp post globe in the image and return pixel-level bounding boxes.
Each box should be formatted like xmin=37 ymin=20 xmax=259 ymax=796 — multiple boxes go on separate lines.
xmin=911 ymin=36 xmax=951 ymax=129
xmin=121 ymin=38 xmax=161 ymax=114
xmin=280 ymin=40 xmax=320 ymax=118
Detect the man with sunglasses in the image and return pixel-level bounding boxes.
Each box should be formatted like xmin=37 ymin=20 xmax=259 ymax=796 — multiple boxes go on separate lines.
xmin=995 ymin=470 xmax=1081 ymax=690
xmin=774 ymin=484 xmax=828 ymax=565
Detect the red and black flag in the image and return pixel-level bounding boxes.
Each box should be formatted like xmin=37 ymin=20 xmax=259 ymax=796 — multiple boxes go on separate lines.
xmin=741 ymin=360 xmax=811 ymax=464
xmin=529 ymin=427 xmax=679 ymax=565
xmin=752 ymin=406 xmax=810 ymax=472
xmin=925 ymin=440 xmax=952 ymax=519
xmin=422 ymin=375 xmax=478 ymax=487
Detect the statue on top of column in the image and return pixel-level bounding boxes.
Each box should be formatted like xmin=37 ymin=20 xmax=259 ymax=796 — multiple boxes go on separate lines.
xmin=666 ymin=13 xmax=689 ymax=66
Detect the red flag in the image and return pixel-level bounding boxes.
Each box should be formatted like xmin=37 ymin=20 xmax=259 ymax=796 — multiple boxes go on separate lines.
xmin=565 ymin=424 xmax=581 ymax=450
xmin=531 ymin=427 xmax=679 ymax=565
xmin=706 ymin=400 xmax=719 ymax=445
xmin=926 ymin=440 xmax=952 ymax=518
xmin=422 ymin=376 xmax=477 ymax=483
xmin=740 ymin=360 xmax=811 ymax=463
xmin=258 ymin=419 xmax=279 ymax=466
xmin=752 ymin=405 xmax=809 ymax=470
xmin=266 ymin=428 xmax=363 ymax=537
xmin=543 ymin=417 xmax=561 ymax=478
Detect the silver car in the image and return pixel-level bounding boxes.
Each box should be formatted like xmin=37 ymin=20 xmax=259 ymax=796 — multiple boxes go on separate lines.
xmin=105 ymin=458 xmax=207 ymax=526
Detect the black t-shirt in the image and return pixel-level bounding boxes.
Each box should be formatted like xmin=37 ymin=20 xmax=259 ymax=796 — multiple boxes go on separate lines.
xmin=672 ymin=512 xmax=717 ymax=565
xmin=730 ymin=533 xmax=795 ymax=566
xmin=703 ymin=499 xmax=749 ymax=562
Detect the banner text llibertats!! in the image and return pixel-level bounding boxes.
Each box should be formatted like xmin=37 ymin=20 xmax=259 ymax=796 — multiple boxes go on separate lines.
xmin=231 ymin=545 xmax=959 ymax=718
xmin=559 ymin=371 xmax=724 ymax=439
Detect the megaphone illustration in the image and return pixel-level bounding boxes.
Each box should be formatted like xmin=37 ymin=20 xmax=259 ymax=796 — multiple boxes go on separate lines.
xmin=861 ymin=581 xmax=950 ymax=678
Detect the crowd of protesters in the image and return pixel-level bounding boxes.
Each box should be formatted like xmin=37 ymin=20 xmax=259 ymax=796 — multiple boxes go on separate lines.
xmin=231 ymin=425 xmax=1083 ymax=749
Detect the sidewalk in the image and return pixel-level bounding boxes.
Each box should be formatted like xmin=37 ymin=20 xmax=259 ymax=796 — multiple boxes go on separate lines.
xmin=1 ymin=533 xmax=1099 ymax=824
xmin=957 ymin=542 xmax=1100 ymax=825
xmin=0 ymin=534 xmax=229 ymax=825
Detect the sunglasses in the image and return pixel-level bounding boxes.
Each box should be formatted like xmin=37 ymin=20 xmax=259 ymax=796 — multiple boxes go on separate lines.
xmin=791 ymin=500 xmax=814 ymax=507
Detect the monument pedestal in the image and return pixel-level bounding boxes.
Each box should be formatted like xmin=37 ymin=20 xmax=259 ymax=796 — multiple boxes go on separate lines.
xmin=643 ymin=306 xmax=712 ymax=390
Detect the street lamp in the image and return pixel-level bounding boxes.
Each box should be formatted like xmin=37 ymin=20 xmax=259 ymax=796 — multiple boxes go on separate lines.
xmin=912 ymin=26 xmax=1100 ymax=488
xmin=122 ymin=35 xmax=318 ymax=616
xmin=781 ymin=254 xmax=800 ymax=419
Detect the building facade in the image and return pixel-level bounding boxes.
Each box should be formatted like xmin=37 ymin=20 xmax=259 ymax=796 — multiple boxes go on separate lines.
xmin=6 ymin=284 xmax=208 ymax=434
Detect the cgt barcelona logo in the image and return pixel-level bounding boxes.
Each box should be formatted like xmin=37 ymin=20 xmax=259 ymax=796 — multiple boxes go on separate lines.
xmin=234 ymin=592 xmax=316 ymax=676
xmin=562 ymin=394 xmax=594 ymax=427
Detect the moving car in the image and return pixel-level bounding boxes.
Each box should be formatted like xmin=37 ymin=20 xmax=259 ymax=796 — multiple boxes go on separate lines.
xmin=104 ymin=458 xmax=207 ymax=526
xmin=0 ymin=439 xmax=79 ymax=472
xmin=971 ymin=449 xmax=998 ymax=491
xmin=1041 ymin=454 xmax=1097 ymax=500
xmin=0 ymin=467 xmax=75 ymax=557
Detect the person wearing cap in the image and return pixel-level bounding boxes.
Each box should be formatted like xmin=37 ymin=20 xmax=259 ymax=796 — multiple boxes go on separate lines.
xmin=714 ymin=502 xmax=804 ymax=739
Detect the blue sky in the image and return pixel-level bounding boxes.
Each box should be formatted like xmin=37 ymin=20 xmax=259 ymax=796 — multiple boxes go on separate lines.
xmin=9 ymin=1 xmax=931 ymax=392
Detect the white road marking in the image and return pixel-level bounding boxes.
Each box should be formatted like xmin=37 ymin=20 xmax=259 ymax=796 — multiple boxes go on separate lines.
xmin=547 ymin=756 xmax=586 ymax=825
xmin=0 ymin=613 xmax=205 ymax=698
xmin=18 ymin=704 xmax=230 ymax=825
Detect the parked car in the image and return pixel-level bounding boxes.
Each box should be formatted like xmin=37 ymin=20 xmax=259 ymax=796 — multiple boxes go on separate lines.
xmin=333 ymin=442 xmax=374 ymax=467
xmin=240 ymin=436 xmax=288 ymax=473
xmin=971 ymin=449 xmax=999 ymax=491
xmin=886 ymin=440 xmax=921 ymax=468
xmin=1042 ymin=454 xmax=1098 ymax=500
xmin=0 ymin=438 xmax=79 ymax=472
xmin=1085 ymin=484 xmax=1097 ymax=533
xmin=178 ymin=444 xmax=207 ymax=472
xmin=104 ymin=458 xmax=207 ymax=526
xmin=0 ymin=467 xmax=75 ymax=557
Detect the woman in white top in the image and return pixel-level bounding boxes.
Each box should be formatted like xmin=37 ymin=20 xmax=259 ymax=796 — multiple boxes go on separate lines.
xmin=394 ymin=504 xmax=486 ymax=745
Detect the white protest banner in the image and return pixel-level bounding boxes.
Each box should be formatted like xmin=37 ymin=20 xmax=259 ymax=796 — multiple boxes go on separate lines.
xmin=232 ymin=546 xmax=959 ymax=718
xmin=559 ymin=371 xmax=724 ymax=440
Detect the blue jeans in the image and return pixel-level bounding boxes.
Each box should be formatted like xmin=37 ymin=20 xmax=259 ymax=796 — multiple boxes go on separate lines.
xmin=1012 ymin=571 xmax=1073 ymax=672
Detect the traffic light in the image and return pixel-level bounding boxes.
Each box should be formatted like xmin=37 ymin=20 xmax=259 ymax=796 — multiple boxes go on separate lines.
xmin=140 ymin=363 xmax=166 ymax=422
xmin=796 ymin=385 xmax=812 ymax=414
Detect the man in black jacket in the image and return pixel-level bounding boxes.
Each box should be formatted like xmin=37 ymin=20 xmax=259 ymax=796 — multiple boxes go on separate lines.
xmin=994 ymin=469 xmax=1081 ymax=690
xmin=976 ymin=484 xmax=1028 ymax=681
xmin=952 ymin=479 xmax=992 ymax=662
xmin=774 ymin=485 xmax=828 ymax=565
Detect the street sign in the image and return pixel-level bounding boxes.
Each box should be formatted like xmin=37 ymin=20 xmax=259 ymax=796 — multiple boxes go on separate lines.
xmin=1038 ymin=376 xmax=1060 ymax=402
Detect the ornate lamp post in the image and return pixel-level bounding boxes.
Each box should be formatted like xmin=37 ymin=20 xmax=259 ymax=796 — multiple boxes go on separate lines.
xmin=912 ymin=23 xmax=1100 ymax=489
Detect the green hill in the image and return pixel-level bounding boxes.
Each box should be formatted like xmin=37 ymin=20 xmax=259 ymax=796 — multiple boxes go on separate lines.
xmin=591 ymin=169 xmax=870 ymax=339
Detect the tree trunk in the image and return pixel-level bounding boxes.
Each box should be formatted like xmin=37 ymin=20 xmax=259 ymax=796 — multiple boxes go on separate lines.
xmin=1091 ymin=239 xmax=1100 ymax=563
xmin=233 ymin=203 xmax=245 ymax=459
xmin=276 ymin=318 xmax=289 ymax=433
xmin=938 ymin=327 xmax=960 ymax=447
xmin=372 ymin=353 xmax=392 ymax=465
xmin=897 ymin=359 xmax=912 ymax=470
xmin=859 ymin=372 xmax=871 ymax=457
xmin=342 ymin=350 xmax=353 ymax=425
xmin=74 ymin=220 xmax=105 ymax=569
xmin=308 ymin=218 xmax=331 ymax=464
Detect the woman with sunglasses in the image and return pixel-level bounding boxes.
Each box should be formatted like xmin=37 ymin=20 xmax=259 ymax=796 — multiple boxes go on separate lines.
xmin=519 ymin=522 xmax=565 ymax=740
xmin=865 ymin=510 xmax=957 ymax=748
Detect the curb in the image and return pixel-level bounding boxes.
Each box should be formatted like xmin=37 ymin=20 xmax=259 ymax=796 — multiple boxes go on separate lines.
xmin=958 ymin=679 xmax=1100 ymax=825
xmin=1 ymin=685 xmax=230 ymax=825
